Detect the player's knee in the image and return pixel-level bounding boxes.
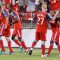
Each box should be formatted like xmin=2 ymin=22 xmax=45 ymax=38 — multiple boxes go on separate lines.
xmin=41 ymin=41 xmax=45 ymax=45
xmin=50 ymin=41 xmax=54 ymax=45
xmin=11 ymin=35 xmax=15 ymax=41
xmin=18 ymin=37 xmax=22 ymax=42
xmin=55 ymin=42 xmax=59 ymax=45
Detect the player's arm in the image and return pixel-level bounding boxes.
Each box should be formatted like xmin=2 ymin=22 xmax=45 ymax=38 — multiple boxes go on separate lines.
xmin=5 ymin=16 xmax=9 ymax=29
xmin=52 ymin=10 xmax=59 ymax=20
xmin=11 ymin=12 xmax=18 ymax=25
xmin=46 ymin=10 xmax=59 ymax=23
xmin=2 ymin=9 xmax=9 ymax=29
xmin=46 ymin=13 xmax=52 ymax=29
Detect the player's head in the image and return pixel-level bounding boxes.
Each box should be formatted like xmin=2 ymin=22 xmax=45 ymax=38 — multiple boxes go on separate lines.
xmin=41 ymin=3 xmax=47 ymax=12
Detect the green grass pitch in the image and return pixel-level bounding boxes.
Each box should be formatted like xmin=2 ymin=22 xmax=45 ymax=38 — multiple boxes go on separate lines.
xmin=0 ymin=48 xmax=60 ymax=60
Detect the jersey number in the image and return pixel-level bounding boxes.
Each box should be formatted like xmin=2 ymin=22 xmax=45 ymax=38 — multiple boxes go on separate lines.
xmin=38 ymin=17 xmax=44 ymax=25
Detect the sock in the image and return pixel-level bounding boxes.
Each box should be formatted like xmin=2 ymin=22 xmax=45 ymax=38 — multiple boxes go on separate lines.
xmin=8 ymin=41 xmax=13 ymax=52
xmin=32 ymin=42 xmax=37 ymax=48
xmin=41 ymin=45 xmax=45 ymax=55
xmin=58 ymin=45 xmax=60 ymax=52
xmin=0 ymin=40 xmax=5 ymax=51
xmin=48 ymin=44 xmax=53 ymax=55
xmin=21 ymin=41 xmax=27 ymax=50
xmin=14 ymin=40 xmax=21 ymax=46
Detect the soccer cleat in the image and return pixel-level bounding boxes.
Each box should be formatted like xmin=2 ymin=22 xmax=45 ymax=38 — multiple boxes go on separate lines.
xmin=8 ymin=52 xmax=14 ymax=55
xmin=24 ymin=49 xmax=29 ymax=54
xmin=0 ymin=50 xmax=6 ymax=55
xmin=19 ymin=46 xmax=24 ymax=53
xmin=0 ymin=52 xmax=2 ymax=55
xmin=29 ymin=50 xmax=33 ymax=55
xmin=45 ymin=53 xmax=49 ymax=57
xmin=41 ymin=54 xmax=48 ymax=58
xmin=41 ymin=55 xmax=45 ymax=58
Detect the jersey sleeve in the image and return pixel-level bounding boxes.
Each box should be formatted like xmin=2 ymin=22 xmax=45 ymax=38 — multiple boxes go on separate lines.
xmin=2 ymin=9 xmax=8 ymax=18
xmin=46 ymin=13 xmax=52 ymax=21
xmin=11 ymin=12 xmax=18 ymax=20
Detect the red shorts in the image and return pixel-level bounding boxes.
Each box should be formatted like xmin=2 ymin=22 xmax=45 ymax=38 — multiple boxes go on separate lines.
xmin=3 ymin=24 xmax=10 ymax=37
xmin=35 ymin=32 xmax=46 ymax=41
xmin=14 ymin=21 xmax=22 ymax=30
xmin=12 ymin=29 xmax=22 ymax=38
xmin=51 ymin=29 xmax=59 ymax=43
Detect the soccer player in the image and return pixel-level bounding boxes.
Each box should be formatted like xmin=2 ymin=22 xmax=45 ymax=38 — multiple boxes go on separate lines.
xmin=0 ymin=3 xmax=14 ymax=55
xmin=29 ymin=3 xmax=48 ymax=57
xmin=10 ymin=5 xmax=28 ymax=53
xmin=0 ymin=7 xmax=5 ymax=54
xmin=46 ymin=11 xmax=60 ymax=56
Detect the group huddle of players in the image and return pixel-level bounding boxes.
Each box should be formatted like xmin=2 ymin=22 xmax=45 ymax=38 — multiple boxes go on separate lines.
xmin=29 ymin=0 xmax=60 ymax=58
xmin=0 ymin=2 xmax=29 ymax=55
xmin=0 ymin=0 xmax=60 ymax=58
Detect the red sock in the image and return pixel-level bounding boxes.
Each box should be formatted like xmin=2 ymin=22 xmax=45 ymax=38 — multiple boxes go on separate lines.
xmin=21 ymin=41 xmax=27 ymax=50
xmin=48 ymin=44 xmax=53 ymax=55
xmin=0 ymin=40 xmax=5 ymax=51
xmin=41 ymin=45 xmax=45 ymax=55
xmin=14 ymin=40 xmax=21 ymax=46
xmin=58 ymin=45 xmax=60 ymax=52
xmin=8 ymin=41 xmax=13 ymax=52
xmin=32 ymin=42 xmax=37 ymax=48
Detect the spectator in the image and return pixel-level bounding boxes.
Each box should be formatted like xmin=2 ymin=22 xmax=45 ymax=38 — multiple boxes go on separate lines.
xmin=26 ymin=0 xmax=35 ymax=12
xmin=35 ymin=0 xmax=45 ymax=11
xmin=17 ymin=0 xmax=26 ymax=12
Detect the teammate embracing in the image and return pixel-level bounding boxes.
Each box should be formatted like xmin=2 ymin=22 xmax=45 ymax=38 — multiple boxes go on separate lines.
xmin=29 ymin=3 xmax=48 ymax=57
xmin=10 ymin=5 xmax=29 ymax=54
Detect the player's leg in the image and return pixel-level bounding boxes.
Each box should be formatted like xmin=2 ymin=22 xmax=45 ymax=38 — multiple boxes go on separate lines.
xmin=55 ymin=33 xmax=60 ymax=52
xmin=47 ymin=40 xmax=54 ymax=56
xmin=4 ymin=25 xmax=14 ymax=55
xmin=11 ymin=30 xmax=24 ymax=52
xmin=5 ymin=36 xmax=14 ymax=55
xmin=11 ymin=30 xmax=21 ymax=47
xmin=17 ymin=30 xmax=28 ymax=53
xmin=41 ymin=41 xmax=46 ymax=58
xmin=29 ymin=32 xmax=39 ymax=55
xmin=40 ymin=32 xmax=46 ymax=57
xmin=47 ymin=32 xmax=55 ymax=56
xmin=0 ymin=37 xmax=5 ymax=54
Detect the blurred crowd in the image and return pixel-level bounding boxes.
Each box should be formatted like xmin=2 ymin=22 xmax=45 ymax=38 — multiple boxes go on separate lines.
xmin=0 ymin=0 xmax=60 ymax=28
xmin=0 ymin=0 xmax=46 ymax=23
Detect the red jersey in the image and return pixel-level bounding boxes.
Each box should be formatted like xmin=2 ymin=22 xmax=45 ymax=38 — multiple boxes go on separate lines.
xmin=0 ymin=24 xmax=4 ymax=36
xmin=50 ymin=21 xmax=58 ymax=29
xmin=11 ymin=11 xmax=22 ymax=30
xmin=49 ymin=19 xmax=58 ymax=33
xmin=0 ymin=7 xmax=9 ymax=25
xmin=36 ymin=11 xmax=47 ymax=32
